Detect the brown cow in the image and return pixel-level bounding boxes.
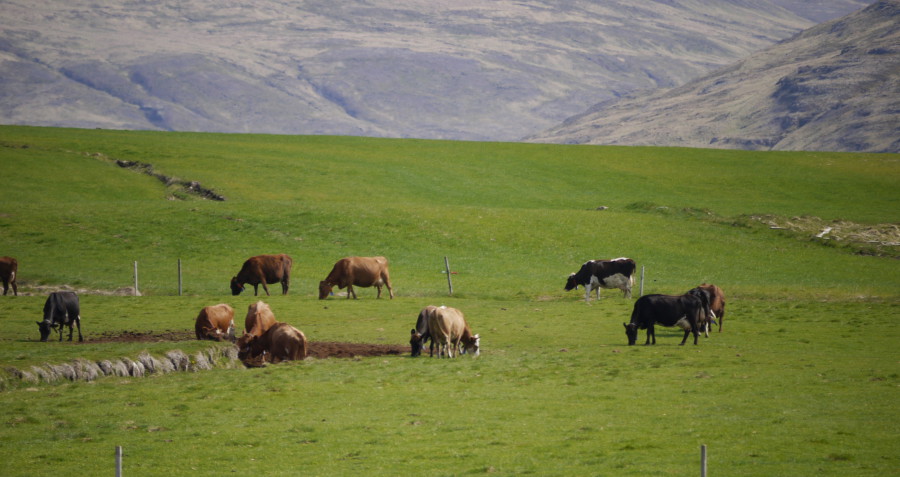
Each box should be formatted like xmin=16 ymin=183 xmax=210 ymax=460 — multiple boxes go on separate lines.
xmin=194 ymin=304 xmax=235 ymax=342
xmin=241 ymin=301 xmax=277 ymax=337
xmin=318 ymin=256 xmax=394 ymax=299
xmin=0 ymin=256 xmax=18 ymax=296
xmin=425 ymin=306 xmax=480 ymax=358
xmin=230 ymin=254 xmax=292 ymax=296
xmin=237 ymin=322 xmax=307 ymax=365
xmin=697 ymin=283 xmax=726 ymax=332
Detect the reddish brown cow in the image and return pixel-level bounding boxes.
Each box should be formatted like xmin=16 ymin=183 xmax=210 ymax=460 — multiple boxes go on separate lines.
xmin=194 ymin=304 xmax=235 ymax=342
xmin=230 ymin=254 xmax=292 ymax=296
xmin=698 ymin=283 xmax=726 ymax=332
xmin=0 ymin=256 xmax=18 ymax=296
xmin=318 ymin=256 xmax=394 ymax=299
xmin=425 ymin=306 xmax=480 ymax=358
xmin=237 ymin=322 xmax=307 ymax=365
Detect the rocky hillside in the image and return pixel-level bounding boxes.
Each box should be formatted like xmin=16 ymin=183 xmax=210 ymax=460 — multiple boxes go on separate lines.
xmin=528 ymin=1 xmax=899 ymax=152
xmin=0 ymin=0 xmax=867 ymax=141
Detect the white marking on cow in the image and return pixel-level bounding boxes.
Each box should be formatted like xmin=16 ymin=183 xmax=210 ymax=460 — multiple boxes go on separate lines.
xmin=675 ymin=317 xmax=692 ymax=331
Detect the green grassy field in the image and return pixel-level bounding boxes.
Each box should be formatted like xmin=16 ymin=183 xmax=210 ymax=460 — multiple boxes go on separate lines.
xmin=0 ymin=126 xmax=897 ymax=476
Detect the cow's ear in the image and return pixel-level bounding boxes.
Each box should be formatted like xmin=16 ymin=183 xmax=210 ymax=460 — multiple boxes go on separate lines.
xmin=35 ymin=321 xmax=42 ymax=326
xmin=623 ymin=323 xmax=628 ymax=328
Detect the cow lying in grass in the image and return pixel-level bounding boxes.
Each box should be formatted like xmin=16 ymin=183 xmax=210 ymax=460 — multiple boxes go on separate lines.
xmin=237 ymin=322 xmax=307 ymax=365
xmin=194 ymin=304 xmax=235 ymax=342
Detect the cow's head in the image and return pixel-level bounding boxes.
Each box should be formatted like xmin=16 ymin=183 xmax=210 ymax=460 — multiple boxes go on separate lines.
xmin=623 ymin=323 xmax=639 ymax=345
xmin=318 ymin=281 xmax=334 ymax=300
xmin=461 ymin=334 xmax=481 ymax=357
xmin=564 ymin=273 xmax=578 ymax=291
xmin=230 ymin=277 xmax=245 ymax=296
xmin=35 ymin=321 xmax=52 ymax=342
xmin=410 ymin=329 xmax=427 ymax=357
xmin=236 ymin=334 xmax=257 ymax=361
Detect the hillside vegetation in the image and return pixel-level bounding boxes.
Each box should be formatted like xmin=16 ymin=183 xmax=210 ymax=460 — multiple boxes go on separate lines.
xmin=0 ymin=0 xmax=867 ymax=141
xmin=0 ymin=126 xmax=897 ymax=476
xmin=531 ymin=1 xmax=900 ymax=153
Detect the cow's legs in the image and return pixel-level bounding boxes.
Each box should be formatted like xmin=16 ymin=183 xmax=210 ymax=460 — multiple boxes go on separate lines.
xmin=346 ymin=285 xmax=356 ymax=299
xmin=583 ymin=283 xmax=592 ymax=302
xmin=260 ymin=281 xmax=271 ymax=296
xmin=375 ymin=285 xmax=382 ymax=298
xmin=75 ymin=317 xmax=83 ymax=342
xmin=645 ymin=324 xmax=655 ymax=345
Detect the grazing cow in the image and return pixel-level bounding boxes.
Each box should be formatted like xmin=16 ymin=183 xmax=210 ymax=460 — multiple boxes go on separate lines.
xmin=0 ymin=256 xmax=17 ymax=296
xmin=565 ymin=258 xmax=636 ymax=302
xmin=623 ymin=292 xmax=710 ymax=346
xmin=696 ymin=283 xmax=726 ymax=332
xmin=37 ymin=291 xmax=83 ymax=342
xmin=318 ymin=256 xmax=394 ymax=300
xmin=230 ymin=254 xmax=292 ymax=296
xmin=410 ymin=305 xmax=435 ymax=357
xmin=425 ymin=306 xmax=480 ymax=358
xmin=241 ymin=301 xmax=277 ymax=338
xmin=194 ymin=304 xmax=236 ymax=342
xmin=237 ymin=322 xmax=307 ymax=365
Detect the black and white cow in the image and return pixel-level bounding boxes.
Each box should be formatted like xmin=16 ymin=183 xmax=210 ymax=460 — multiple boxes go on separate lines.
xmin=37 ymin=291 xmax=83 ymax=342
xmin=623 ymin=292 xmax=710 ymax=346
xmin=565 ymin=258 xmax=636 ymax=302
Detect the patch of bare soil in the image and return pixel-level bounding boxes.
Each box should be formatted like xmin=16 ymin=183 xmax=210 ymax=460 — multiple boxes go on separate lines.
xmin=87 ymin=330 xmax=408 ymax=358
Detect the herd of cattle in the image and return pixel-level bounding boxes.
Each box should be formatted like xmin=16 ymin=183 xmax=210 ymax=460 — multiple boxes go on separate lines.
xmin=4 ymin=253 xmax=726 ymax=365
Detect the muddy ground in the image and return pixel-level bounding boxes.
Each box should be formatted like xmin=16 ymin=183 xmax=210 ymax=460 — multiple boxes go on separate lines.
xmin=89 ymin=330 xmax=408 ymax=359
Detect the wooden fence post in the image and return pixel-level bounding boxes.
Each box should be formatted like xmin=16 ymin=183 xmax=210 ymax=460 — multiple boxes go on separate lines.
xmin=640 ymin=265 xmax=645 ymax=297
xmin=700 ymin=444 xmax=707 ymax=477
xmin=133 ymin=261 xmax=139 ymax=296
xmin=444 ymin=256 xmax=453 ymax=295
xmin=116 ymin=445 xmax=123 ymax=477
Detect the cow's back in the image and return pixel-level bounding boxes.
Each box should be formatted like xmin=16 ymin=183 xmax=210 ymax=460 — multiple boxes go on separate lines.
xmin=427 ymin=306 xmax=466 ymax=342
xmin=267 ymin=323 xmax=307 ymax=361
xmin=244 ymin=301 xmax=276 ymax=336
xmin=349 ymin=256 xmax=389 ymax=286
xmin=44 ymin=291 xmax=79 ymax=321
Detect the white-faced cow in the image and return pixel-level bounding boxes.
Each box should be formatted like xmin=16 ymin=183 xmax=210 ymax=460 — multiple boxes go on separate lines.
xmin=410 ymin=305 xmax=436 ymax=357
xmin=425 ymin=306 xmax=480 ymax=358
xmin=230 ymin=254 xmax=292 ymax=296
xmin=0 ymin=256 xmax=18 ymax=296
xmin=194 ymin=304 xmax=236 ymax=342
xmin=318 ymin=256 xmax=394 ymax=300
xmin=694 ymin=283 xmax=726 ymax=332
xmin=37 ymin=291 xmax=83 ymax=342
xmin=565 ymin=258 xmax=636 ymax=302
xmin=624 ymin=292 xmax=710 ymax=346
xmin=237 ymin=322 xmax=307 ymax=365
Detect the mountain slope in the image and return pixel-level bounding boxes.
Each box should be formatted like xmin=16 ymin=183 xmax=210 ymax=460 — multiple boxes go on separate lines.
xmin=0 ymin=0 xmax=867 ymax=141
xmin=528 ymin=1 xmax=899 ymax=152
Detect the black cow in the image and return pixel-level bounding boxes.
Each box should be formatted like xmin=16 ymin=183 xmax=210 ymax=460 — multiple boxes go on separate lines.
xmin=565 ymin=258 xmax=636 ymax=302
xmin=686 ymin=286 xmax=721 ymax=337
xmin=623 ymin=292 xmax=710 ymax=346
xmin=410 ymin=305 xmax=435 ymax=357
xmin=37 ymin=292 xmax=83 ymax=342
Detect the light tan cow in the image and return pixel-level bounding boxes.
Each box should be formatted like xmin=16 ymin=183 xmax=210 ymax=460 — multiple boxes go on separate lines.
xmin=318 ymin=256 xmax=394 ymax=299
xmin=194 ymin=304 xmax=235 ymax=342
xmin=424 ymin=306 xmax=480 ymax=358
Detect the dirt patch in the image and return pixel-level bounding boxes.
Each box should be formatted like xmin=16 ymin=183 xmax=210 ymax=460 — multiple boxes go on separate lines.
xmin=87 ymin=330 xmax=408 ymax=358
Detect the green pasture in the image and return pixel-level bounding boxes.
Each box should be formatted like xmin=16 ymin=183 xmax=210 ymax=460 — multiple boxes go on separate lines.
xmin=0 ymin=125 xmax=898 ymax=475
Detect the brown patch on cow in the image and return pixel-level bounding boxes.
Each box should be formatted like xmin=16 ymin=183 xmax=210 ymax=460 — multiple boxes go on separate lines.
xmin=85 ymin=330 xmax=406 ymax=358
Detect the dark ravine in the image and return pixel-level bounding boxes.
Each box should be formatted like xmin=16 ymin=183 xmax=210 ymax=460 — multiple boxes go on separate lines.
xmin=114 ymin=159 xmax=226 ymax=201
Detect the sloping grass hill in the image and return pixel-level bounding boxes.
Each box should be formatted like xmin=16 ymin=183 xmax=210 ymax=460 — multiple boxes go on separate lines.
xmin=0 ymin=126 xmax=897 ymax=476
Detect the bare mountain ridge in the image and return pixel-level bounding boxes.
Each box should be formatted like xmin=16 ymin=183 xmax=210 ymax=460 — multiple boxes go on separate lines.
xmin=529 ymin=1 xmax=899 ymax=152
xmin=0 ymin=0 xmax=868 ymax=141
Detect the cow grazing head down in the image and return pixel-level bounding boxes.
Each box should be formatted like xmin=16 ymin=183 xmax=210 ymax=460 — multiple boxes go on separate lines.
xmin=318 ymin=281 xmax=334 ymax=300
xmin=36 ymin=321 xmax=54 ymax=342
xmin=230 ymin=276 xmax=245 ymax=296
xmin=410 ymin=329 xmax=426 ymax=357
xmin=564 ymin=273 xmax=579 ymax=291
xmin=461 ymin=334 xmax=481 ymax=357
xmin=624 ymin=323 xmax=640 ymax=346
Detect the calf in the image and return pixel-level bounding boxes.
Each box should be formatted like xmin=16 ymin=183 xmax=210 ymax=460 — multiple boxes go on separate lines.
xmin=37 ymin=291 xmax=83 ymax=342
xmin=237 ymin=322 xmax=307 ymax=365
xmin=194 ymin=304 xmax=236 ymax=342
xmin=0 ymin=256 xmax=17 ymax=296
xmin=624 ymin=292 xmax=709 ymax=346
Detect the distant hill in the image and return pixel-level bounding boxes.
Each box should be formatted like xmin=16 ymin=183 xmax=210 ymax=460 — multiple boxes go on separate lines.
xmin=528 ymin=1 xmax=899 ymax=153
xmin=0 ymin=0 xmax=868 ymax=141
